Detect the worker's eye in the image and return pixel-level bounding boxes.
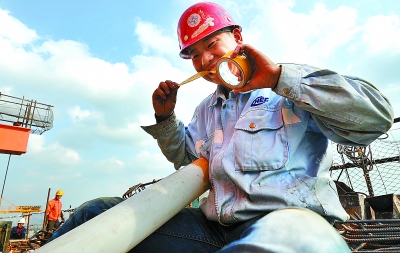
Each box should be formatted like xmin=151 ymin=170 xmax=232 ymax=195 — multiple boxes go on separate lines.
xmin=207 ymin=40 xmax=216 ymax=48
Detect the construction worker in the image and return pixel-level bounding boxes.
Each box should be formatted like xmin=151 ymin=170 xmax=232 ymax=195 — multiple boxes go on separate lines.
xmin=47 ymin=2 xmax=393 ymax=252
xmin=45 ymin=189 xmax=65 ymax=231
xmin=10 ymin=218 xmax=26 ymax=239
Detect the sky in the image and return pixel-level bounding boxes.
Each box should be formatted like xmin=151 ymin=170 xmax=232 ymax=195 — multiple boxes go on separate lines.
xmin=0 ymin=0 xmax=399 ymax=226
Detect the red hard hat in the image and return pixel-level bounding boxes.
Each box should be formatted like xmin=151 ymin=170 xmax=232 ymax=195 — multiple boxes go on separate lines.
xmin=177 ymin=2 xmax=241 ymax=59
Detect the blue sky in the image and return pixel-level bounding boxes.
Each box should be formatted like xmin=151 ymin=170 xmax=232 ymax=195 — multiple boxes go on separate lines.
xmin=0 ymin=0 xmax=399 ymax=226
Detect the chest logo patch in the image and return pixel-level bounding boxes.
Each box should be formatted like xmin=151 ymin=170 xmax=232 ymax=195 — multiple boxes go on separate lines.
xmin=251 ymin=96 xmax=269 ymax=107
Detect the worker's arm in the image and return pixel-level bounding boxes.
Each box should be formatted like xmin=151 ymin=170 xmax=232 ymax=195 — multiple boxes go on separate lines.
xmin=274 ymin=64 xmax=393 ymax=146
xmin=45 ymin=200 xmax=52 ymax=217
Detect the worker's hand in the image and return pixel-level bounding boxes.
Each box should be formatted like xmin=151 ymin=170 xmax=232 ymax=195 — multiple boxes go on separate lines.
xmin=229 ymin=44 xmax=281 ymax=94
xmin=152 ymin=80 xmax=179 ymax=121
xmin=62 ymin=217 xmax=66 ymax=222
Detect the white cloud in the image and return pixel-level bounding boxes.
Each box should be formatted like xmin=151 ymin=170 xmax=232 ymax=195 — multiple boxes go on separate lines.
xmin=35 ymin=39 xmax=90 ymax=59
xmin=134 ymin=19 xmax=177 ymax=56
xmin=0 ymin=9 xmax=38 ymax=45
xmin=306 ymin=4 xmax=360 ymax=57
xmin=130 ymin=54 xmax=177 ymax=80
xmin=93 ymin=156 xmax=125 ymax=174
xmin=128 ymin=150 xmax=175 ymax=183
xmin=362 ymin=14 xmax=400 ymax=54
xmin=0 ymin=37 xmax=136 ymax=105
xmin=247 ymin=1 xmax=360 ymax=64
xmin=35 ymin=39 xmax=135 ymax=96
xmin=133 ymin=150 xmax=171 ymax=171
xmin=26 ymin=134 xmax=46 ymax=153
xmin=94 ymin=122 xmax=143 ymax=143
xmin=27 ymin=134 xmax=81 ymax=166
xmin=48 ymin=144 xmax=80 ymax=165
xmin=68 ymin=106 xmax=96 ymax=122
xmin=0 ymin=36 xmax=43 ymax=75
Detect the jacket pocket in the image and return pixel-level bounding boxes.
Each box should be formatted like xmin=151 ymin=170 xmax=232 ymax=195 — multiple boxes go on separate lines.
xmin=233 ymin=108 xmax=288 ymax=171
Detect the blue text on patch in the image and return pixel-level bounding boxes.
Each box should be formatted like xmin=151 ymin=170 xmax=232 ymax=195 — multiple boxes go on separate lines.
xmin=251 ymin=96 xmax=269 ymax=107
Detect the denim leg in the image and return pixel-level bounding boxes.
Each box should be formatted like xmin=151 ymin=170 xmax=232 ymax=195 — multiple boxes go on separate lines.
xmin=49 ymin=198 xmax=349 ymax=252
xmin=48 ymin=197 xmax=124 ymax=243
xmin=48 ymin=197 xmax=225 ymax=252
xmin=217 ymin=207 xmax=351 ymax=253
xmin=131 ymin=208 xmax=224 ymax=253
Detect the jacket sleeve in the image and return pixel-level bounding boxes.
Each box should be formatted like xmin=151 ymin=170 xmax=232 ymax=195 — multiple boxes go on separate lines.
xmin=141 ymin=112 xmax=199 ymax=170
xmin=46 ymin=201 xmax=52 ymax=216
xmin=10 ymin=227 xmax=17 ymax=238
xmin=275 ymin=64 xmax=394 ymax=146
xmin=21 ymin=227 xmax=26 ymax=238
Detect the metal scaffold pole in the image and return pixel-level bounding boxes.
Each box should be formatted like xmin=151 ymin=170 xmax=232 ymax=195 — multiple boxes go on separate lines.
xmin=0 ymin=154 xmax=12 ymax=207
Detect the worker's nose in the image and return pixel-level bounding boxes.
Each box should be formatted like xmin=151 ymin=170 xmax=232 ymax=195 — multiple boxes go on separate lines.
xmin=201 ymin=51 xmax=213 ymax=68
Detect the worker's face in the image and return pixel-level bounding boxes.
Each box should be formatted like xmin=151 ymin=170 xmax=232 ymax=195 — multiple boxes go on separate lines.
xmin=187 ymin=28 xmax=242 ymax=85
xmin=56 ymin=195 xmax=62 ymax=199
xmin=18 ymin=223 xmax=23 ymax=227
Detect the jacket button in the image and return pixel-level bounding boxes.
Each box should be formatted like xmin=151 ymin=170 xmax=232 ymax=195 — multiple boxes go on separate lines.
xmin=249 ymin=123 xmax=256 ymax=128
xmin=283 ymin=88 xmax=290 ymax=95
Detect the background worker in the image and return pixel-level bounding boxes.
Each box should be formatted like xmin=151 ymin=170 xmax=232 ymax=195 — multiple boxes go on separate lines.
xmin=45 ymin=189 xmax=65 ymax=231
xmin=47 ymin=2 xmax=393 ymax=252
xmin=10 ymin=218 xmax=26 ymax=239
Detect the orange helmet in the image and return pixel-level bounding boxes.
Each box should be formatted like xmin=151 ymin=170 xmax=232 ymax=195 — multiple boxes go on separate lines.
xmin=177 ymin=2 xmax=241 ymax=59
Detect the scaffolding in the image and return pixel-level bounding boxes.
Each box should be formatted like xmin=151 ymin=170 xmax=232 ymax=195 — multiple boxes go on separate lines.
xmin=0 ymin=92 xmax=53 ymax=135
xmin=331 ymin=118 xmax=400 ymax=252
xmin=330 ymin=118 xmax=400 ymax=197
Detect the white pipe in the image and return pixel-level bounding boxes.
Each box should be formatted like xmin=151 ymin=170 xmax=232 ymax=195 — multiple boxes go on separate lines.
xmin=35 ymin=158 xmax=209 ymax=253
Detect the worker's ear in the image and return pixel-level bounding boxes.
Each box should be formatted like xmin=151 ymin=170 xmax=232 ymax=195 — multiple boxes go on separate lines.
xmin=232 ymin=28 xmax=243 ymax=45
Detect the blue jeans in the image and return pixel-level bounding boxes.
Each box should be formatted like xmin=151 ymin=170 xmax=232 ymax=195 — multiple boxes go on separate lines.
xmin=49 ymin=197 xmax=350 ymax=253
